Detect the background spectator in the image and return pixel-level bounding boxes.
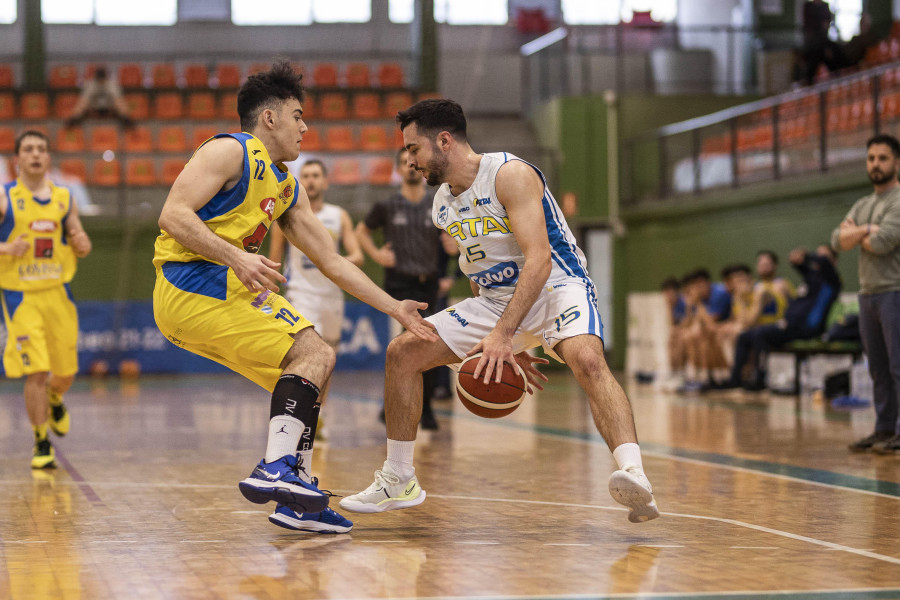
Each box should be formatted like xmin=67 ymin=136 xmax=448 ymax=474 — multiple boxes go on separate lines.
xmin=65 ymin=65 xmax=133 ymax=128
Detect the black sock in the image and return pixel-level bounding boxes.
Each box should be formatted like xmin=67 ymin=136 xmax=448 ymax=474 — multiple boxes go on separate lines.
xmin=271 ymin=374 xmax=320 ymax=425
xmin=297 ymin=402 xmax=321 ymax=453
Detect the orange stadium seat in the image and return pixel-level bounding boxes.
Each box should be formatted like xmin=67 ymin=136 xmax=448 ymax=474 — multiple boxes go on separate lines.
xmin=249 ymin=63 xmax=269 ymax=76
xmin=89 ymin=125 xmax=120 ymax=152
xmin=326 ymin=126 xmax=356 ymax=151
xmin=352 ymin=93 xmax=381 ymax=119
xmin=53 ymin=93 xmax=80 ymax=118
xmin=161 ymin=158 xmax=185 ymax=185
xmin=124 ymin=127 xmax=154 ymax=153
xmin=359 ymin=125 xmax=389 ymax=151
xmin=345 ymin=63 xmax=370 ymax=88
xmin=118 ymin=64 xmax=144 ymax=89
xmin=126 ymin=159 xmax=158 ymax=186
xmin=313 ymin=64 xmax=339 ymax=88
xmin=188 ymin=92 xmax=217 ymax=120
xmin=215 ymin=64 xmax=242 ymax=89
xmin=92 ymin=159 xmax=121 ymax=186
xmin=384 ymin=91 xmax=413 ymax=118
xmin=393 ymin=127 xmax=405 ymax=148
xmin=152 ymin=64 xmax=177 ymax=88
xmin=330 ymin=158 xmax=361 ymax=185
xmin=191 ymin=126 xmax=218 ymax=149
xmin=880 ymin=91 xmax=900 ymax=119
xmin=183 ymin=64 xmax=209 ymax=88
xmin=0 ymin=127 xmax=15 ymax=152
xmin=59 ymin=158 xmax=87 ymax=180
xmin=220 ymin=92 xmax=238 ymax=120
xmin=299 ymin=93 xmax=313 ymax=118
xmin=49 ymin=64 xmax=79 ymax=88
xmin=0 ymin=93 xmax=14 ymax=119
xmin=20 ymin=93 xmax=49 ymax=120
xmin=367 ymin=157 xmax=394 ymax=185
xmin=0 ymin=65 xmax=14 ymax=88
xmin=154 ymin=93 xmax=184 ymax=119
xmin=319 ymin=93 xmax=348 ymax=120
xmin=378 ymin=63 xmax=405 ymax=88
xmin=123 ymin=92 xmax=150 ymax=120
xmin=56 ymin=128 xmax=86 ymax=153
xmin=299 ymin=128 xmax=321 ymax=151
xmin=158 ymin=126 xmax=188 ymax=153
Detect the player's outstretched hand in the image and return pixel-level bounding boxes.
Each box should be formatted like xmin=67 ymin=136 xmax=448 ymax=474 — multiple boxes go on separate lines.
xmin=466 ymin=331 xmax=516 ymax=385
xmin=393 ymin=300 xmax=439 ymax=342
xmin=514 ymin=351 xmax=549 ymax=394
xmin=233 ymin=253 xmax=286 ymax=293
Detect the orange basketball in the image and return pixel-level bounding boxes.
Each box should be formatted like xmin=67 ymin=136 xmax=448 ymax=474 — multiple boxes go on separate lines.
xmin=456 ymin=353 xmax=527 ymax=418
xmin=118 ymin=359 xmax=141 ymax=380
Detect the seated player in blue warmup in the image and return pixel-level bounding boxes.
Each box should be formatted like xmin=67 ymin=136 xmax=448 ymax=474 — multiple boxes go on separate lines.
xmin=720 ymin=245 xmax=841 ymax=391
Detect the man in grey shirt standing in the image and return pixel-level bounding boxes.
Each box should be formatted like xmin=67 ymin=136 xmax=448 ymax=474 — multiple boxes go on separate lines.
xmin=833 ymin=134 xmax=900 ymax=453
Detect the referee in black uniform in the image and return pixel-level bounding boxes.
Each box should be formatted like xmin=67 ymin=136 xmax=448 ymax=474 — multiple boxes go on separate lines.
xmin=356 ymin=148 xmax=455 ymax=429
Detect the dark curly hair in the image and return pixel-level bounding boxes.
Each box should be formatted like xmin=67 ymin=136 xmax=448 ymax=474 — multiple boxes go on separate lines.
xmin=237 ymin=59 xmax=305 ymax=132
xmin=396 ymin=98 xmax=467 ymax=141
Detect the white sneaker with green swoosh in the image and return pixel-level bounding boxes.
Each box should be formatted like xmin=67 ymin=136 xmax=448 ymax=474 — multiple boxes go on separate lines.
xmin=340 ymin=467 xmax=426 ymax=513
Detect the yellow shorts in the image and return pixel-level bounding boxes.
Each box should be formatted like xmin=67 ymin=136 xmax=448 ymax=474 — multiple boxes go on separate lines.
xmin=153 ymin=261 xmax=313 ymax=392
xmin=1 ymin=284 xmax=79 ymax=378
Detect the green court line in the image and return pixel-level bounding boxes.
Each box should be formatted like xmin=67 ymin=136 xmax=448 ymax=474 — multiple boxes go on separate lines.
xmin=335 ymin=393 xmax=900 ymax=500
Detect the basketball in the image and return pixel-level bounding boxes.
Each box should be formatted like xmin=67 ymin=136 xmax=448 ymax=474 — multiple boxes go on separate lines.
xmin=118 ymin=359 xmax=141 ymax=380
xmin=456 ymin=353 xmax=527 ymax=418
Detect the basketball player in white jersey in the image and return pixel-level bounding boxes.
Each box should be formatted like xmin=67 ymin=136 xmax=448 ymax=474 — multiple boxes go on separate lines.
xmin=269 ymin=159 xmax=363 ymax=441
xmin=342 ymin=99 xmax=659 ymax=523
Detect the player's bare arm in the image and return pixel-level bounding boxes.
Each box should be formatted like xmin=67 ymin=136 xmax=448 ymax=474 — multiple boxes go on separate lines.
xmin=0 ymin=186 xmax=27 ymax=256
xmin=466 ymin=160 xmax=552 ymax=384
xmin=354 ymin=221 xmax=395 ymax=267
xmin=267 ymin=221 xmax=286 ymax=266
xmin=279 ymin=193 xmax=438 ymax=343
xmin=158 ymin=137 xmax=285 ymax=293
xmin=339 ymin=208 xmax=365 ymax=267
xmin=64 ymin=200 xmax=92 ymax=258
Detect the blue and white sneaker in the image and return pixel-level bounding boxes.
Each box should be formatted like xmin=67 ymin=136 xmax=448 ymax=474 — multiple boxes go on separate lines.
xmin=238 ymin=454 xmax=329 ymax=513
xmin=269 ymin=504 xmax=353 ymax=534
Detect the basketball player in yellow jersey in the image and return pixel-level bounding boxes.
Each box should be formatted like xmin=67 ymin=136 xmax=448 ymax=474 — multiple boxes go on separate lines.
xmin=0 ymin=130 xmax=92 ymax=469
xmin=152 ymin=60 xmax=437 ymax=534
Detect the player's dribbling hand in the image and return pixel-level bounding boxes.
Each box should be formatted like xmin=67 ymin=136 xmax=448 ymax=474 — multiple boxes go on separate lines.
xmin=466 ymin=331 xmax=516 ymax=385
xmin=514 ymin=351 xmax=549 ymax=394
xmin=233 ymin=253 xmax=286 ymax=293
xmin=71 ymin=231 xmax=91 ymax=257
xmin=392 ymin=300 xmax=439 ymax=342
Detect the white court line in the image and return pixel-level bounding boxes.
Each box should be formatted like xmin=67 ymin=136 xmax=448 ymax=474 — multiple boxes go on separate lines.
xmin=543 ymin=543 xmax=591 ymax=547
xmin=455 ymin=541 xmax=500 ymax=545
xmin=426 ymin=493 xmax=900 ymax=567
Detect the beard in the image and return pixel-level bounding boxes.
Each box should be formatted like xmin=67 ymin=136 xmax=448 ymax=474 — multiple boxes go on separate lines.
xmin=869 ymin=168 xmax=897 ymax=185
xmin=424 ymin=152 xmax=449 ymax=186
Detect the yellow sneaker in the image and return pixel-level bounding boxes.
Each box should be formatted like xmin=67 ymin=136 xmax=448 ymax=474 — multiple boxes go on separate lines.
xmin=31 ymin=438 xmax=56 ymax=469
xmin=48 ymin=391 xmax=70 ymax=437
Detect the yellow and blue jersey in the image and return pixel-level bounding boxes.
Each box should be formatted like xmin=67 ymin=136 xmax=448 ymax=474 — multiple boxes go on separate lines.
xmin=756 ymin=278 xmax=795 ymax=325
xmin=0 ymin=179 xmax=76 ymax=292
xmin=153 ymin=132 xmax=299 ymax=270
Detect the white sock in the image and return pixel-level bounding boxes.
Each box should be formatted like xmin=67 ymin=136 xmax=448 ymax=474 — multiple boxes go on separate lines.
xmin=612 ymin=442 xmax=644 ymax=471
xmin=265 ymin=415 xmax=305 ymax=464
xmin=385 ymin=438 xmax=416 ymax=480
xmin=297 ymin=449 xmax=313 ymax=483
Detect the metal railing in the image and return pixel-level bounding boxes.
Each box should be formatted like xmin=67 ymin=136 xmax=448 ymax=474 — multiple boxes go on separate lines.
xmin=520 ymin=23 xmax=780 ymax=112
xmin=623 ymin=61 xmax=900 ymax=204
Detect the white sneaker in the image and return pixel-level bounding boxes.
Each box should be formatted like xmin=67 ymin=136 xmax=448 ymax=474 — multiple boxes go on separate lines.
xmin=608 ymin=466 xmax=660 ymax=523
xmin=339 ymin=468 xmax=426 ymax=514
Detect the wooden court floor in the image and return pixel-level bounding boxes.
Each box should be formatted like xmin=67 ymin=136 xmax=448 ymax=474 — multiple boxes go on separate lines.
xmin=2 ymin=369 xmax=900 ymax=600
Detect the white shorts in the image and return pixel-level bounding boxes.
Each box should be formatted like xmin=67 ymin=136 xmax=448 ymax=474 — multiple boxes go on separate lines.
xmin=285 ymin=291 xmax=344 ymax=346
xmin=427 ymin=278 xmax=603 ymax=363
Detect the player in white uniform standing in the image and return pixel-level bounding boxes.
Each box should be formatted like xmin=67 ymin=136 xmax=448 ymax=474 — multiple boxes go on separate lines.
xmin=269 ymin=159 xmax=363 ymax=442
xmin=341 ymin=99 xmax=659 ymax=523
